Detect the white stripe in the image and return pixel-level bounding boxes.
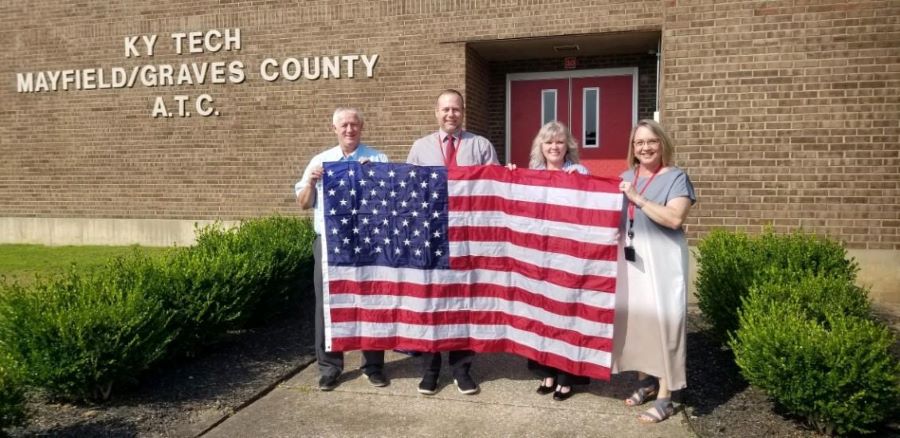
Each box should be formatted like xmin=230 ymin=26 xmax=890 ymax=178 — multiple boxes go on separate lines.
xmin=331 ymin=321 xmax=612 ymax=367
xmin=329 ymin=295 xmax=613 ymax=337
xmin=448 ymin=211 xmax=618 ymax=244
xmin=448 ymin=178 xmax=622 ymax=212
xmin=449 ymin=241 xmax=617 ymax=278
xmin=328 ymin=265 xmax=615 ymax=308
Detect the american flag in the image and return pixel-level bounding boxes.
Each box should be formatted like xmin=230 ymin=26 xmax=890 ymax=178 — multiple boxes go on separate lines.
xmin=321 ymin=162 xmax=621 ymax=380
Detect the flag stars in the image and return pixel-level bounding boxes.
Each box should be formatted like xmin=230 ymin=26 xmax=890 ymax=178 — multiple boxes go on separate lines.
xmin=342 ymin=237 xmax=350 ymax=245
xmin=368 ymin=169 xmax=376 ymax=177
xmin=410 ymin=191 xmax=418 ymax=198
xmin=393 ymin=228 xmax=400 ymax=235
xmin=424 ymin=241 xmax=431 ymax=248
xmin=341 ymin=218 xmax=349 ymax=225
xmin=403 ymin=239 xmax=411 ymax=246
xmin=391 ymin=210 xmax=398 ymax=216
xmin=363 ymin=237 xmax=371 ymax=244
xmin=408 ymin=170 xmax=417 ymax=178
xmin=331 ymin=227 xmax=338 ymax=235
xmin=399 ymin=181 xmax=407 ymax=188
xmin=350 ymin=188 xmax=356 ymax=197
xmin=379 ymin=180 xmax=386 ymax=187
xmin=431 ymin=172 xmax=438 ymax=179
xmin=328 ymin=189 xmax=336 ymax=196
xmin=361 ymin=217 xmax=369 ymax=225
xmin=361 ymin=199 xmax=369 ymax=206
xmin=432 ymin=192 xmax=439 ymax=200
xmin=414 ymin=249 xmax=422 ymax=256
xmin=330 ymin=208 xmax=337 ymax=215
xmin=382 ymin=219 xmax=389 ymax=226
xmin=421 ymin=201 xmax=429 ymax=209
xmin=374 ymin=247 xmax=382 ymax=253
xmin=383 ymin=237 xmax=391 ymax=245
xmin=370 ymin=189 xmax=378 ymax=196
xmin=411 ymin=211 xmax=419 ymax=218
xmin=352 ymin=227 xmax=360 ymax=234
xmin=354 ymin=246 xmax=361 ymax=254
xmin=389 ymin=191 xmax=397 ymax=198
xmin=435 ymin=249 xmax=443 ymax=257
xmin=333 ymin=247 xmax=340 ymax=254
xmin=348 ymin=169 xmax=355 ymax=177
xmin=433 ymin=230 xmax=442 ymax=238
xmin=327 ymin=170 xmax=335 ymax=177
xmin=420 ymin=181 xmax=428 ymax=188
xmin=401 ymin=219 xmax=410 ymax=227
xmin=388 ymin=170 xmax=395 ymax=177
xmin=351 ymin=209 xmax=358 ymax=215
xmin=359 ymin=179 xmax=367 ymax=186
xmin=339 ymin=179 xmax=346 ymax=186
xmin=372 ymin=208 xmax=379 ymax=215
xmin=413 ymin=229 xmax=421 ymax=237
xmin=432 ymin=212 xmax=440 ymax=219
xmin=340 ymin=199 xmax=348 ymax=206
xmin=373 ymin=227 xmax=380 ymax=234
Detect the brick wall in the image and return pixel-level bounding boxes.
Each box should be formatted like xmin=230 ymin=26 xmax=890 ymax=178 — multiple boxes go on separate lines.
xmin=0 ymin=0 xmax=661 ymax=220
xmin=1 ymin=0 xmax=898 ymax=251
xmin=662 ymin=0 xmax=900 ymax=248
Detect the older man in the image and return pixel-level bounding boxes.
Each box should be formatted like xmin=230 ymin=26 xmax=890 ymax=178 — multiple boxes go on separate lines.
xmin=295 ymin=107 xmax=390 ymax=391
xmin=407 ymin=89 xmax=499 ymax=396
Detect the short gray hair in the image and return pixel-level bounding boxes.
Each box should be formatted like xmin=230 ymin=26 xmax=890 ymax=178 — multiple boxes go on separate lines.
xmin=332 ymin=107 xmax=364 ymax=126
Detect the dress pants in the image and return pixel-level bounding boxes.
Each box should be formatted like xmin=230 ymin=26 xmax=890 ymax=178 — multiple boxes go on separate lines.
xmin=421 ymin=350 xmax=474 ymax=378
xmin=314 ymin=236 xmax=384 ymax=377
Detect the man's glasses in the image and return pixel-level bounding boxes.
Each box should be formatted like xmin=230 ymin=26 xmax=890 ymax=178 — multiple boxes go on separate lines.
xmin=632 ymin=139 xmax=660 ymax=147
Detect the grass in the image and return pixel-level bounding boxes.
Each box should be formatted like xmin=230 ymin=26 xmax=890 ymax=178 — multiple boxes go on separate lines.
xmin=0 ymin=244 xmax=170 ymax=285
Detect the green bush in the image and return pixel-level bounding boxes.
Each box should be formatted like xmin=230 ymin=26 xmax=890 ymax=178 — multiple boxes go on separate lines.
xmin=0 ymin=351 xmax=26 ymax=429
xmin=0 ymin=252 xmax=176 ymax=401
xmin=731 ymin=294 xmax=900 ymax=435
xmin=0 ymin=216 xmax=316 ymax=402
xmin=695 ymin=229 xmax=858 ymax=344
xmin=159 ymin=217 xmax=316 ymax=354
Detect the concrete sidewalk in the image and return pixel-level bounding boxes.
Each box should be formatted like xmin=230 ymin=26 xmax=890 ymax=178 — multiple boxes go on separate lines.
xmin=203 ymin=351 xmax=696 ymax=438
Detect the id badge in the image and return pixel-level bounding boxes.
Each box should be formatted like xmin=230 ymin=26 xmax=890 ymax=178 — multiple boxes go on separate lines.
xmin=624 ymin=245 xmax=636 ymax=262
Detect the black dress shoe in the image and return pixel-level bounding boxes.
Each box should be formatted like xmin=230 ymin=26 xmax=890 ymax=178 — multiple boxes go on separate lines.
xmin=536 ymin=382 xmax=555 ymax=395
xmin=553 ymin=387 xmax=575 ymax=401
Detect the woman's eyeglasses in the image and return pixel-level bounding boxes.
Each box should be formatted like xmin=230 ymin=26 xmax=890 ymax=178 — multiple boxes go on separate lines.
xmin=632 ymin=139 xmax=660 ymax=147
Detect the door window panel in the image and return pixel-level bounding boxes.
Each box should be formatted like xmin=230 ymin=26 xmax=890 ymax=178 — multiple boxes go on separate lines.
xmin=583 ymin=87 xmax=599 ymax=148
xmin=541 ymin=89 xmax=557 ymax=125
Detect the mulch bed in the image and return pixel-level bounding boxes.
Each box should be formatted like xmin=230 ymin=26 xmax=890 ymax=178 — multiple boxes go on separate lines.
xmin=5 ymin=304 xmax=899 ymax=437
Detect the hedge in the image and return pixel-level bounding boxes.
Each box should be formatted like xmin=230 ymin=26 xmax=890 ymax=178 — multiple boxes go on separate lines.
xmin=695 ymin=229 xmax=858 ymax=344
xmin=0 ymin=216 xmax=316 ymax=402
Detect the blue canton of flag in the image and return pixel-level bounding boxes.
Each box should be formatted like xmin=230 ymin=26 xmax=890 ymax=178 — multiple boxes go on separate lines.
xmin=322 ymin=162 xmax=450 ymax=269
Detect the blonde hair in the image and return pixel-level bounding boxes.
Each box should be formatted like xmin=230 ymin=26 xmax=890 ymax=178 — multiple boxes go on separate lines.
xmin=529 ymin=121 xmax=580 ymax=169
xmin=627 ymin=119 xmax=674 ymax=169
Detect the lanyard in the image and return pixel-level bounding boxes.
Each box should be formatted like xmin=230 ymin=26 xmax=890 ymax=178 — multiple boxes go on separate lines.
xmin=626 ymin=165 xmax=662 ymax=243
xmin=627 ymin=165 xmax=662 ymax=220
xmin=437 ymin=132 xmax=462 ymax=167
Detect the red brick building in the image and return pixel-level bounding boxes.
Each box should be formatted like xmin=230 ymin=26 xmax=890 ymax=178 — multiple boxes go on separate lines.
xmin=1 ymin=1 xmax=897 ymax=303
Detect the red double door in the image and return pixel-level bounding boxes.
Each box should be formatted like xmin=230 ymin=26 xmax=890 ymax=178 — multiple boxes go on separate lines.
xmin=507 ymin=68 xmax=637 ymax=178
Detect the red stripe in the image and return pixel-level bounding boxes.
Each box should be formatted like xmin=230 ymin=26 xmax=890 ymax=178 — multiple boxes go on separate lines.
xmin=330 ymin=308 xmax=612 ymax=351
xmin=329 ymin=280 xmax=614 ymax=322
xmin=450 ymin=195 xmax=620 ymax=228
xmin=449 ymin=226 xmax=617 ymax=261
xmin=330 ymin=337 xmax=611 ymax=380
xmin=447 ymin=164 xmax=621 ymax=194
xmin=450 ymin=255 xmax=616 ymax=293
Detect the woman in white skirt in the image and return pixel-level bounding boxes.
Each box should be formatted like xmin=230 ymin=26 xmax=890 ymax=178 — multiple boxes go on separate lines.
xmin=613 ymin=119 xmax=696 ymax=423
